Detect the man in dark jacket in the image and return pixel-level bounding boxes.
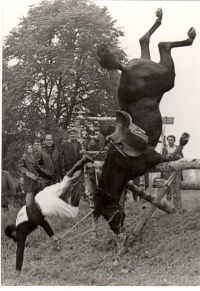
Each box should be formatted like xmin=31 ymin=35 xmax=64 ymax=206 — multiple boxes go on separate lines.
xmin=35 ymin=134 xmax=62 ymax=186
xmin=61 ymin=128 xmax=82 ymax=172
xmin=18 ymin=144 xmax=40 ymax=205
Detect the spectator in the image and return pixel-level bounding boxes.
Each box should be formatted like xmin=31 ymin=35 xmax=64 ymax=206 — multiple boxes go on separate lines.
xmin=61 ymin=128 xmax=82 ymax=172
xmin=61 ymin=128 xmax=85 ymax=200
xmin=163 ymin=135 xmax=183 ymax=159
xmin=35 ymin=134 xmax=62 ymax=186
xmin=33 ymin=139 xmax=42 ymax=154
xmin=98 ymin=122 xmax=115 ymax=149
xmin=162 ymin=135 xmax=183 ymax=201
xmin=78 ymin=127 xmax=89 ymax=153
xmin=87 ymin=137 xmax=100 ymax=151
xmin=18 ymin=144 xmax=39 ymax=205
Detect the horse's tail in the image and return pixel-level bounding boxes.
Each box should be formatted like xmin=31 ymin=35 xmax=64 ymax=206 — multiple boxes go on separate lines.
xmin=5 ymin=224 xmax=17 ymax=242
xmin=97 ymin=44 xmax=124 ymax=71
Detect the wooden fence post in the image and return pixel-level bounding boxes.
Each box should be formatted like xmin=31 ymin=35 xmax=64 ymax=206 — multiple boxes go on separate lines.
xmin=117 ymin=172 xmax=179 ymax=257
xmin=173 ymin=171 xmax=182 ymax=210
xmin=127 ymin=182 xmax=175 ymax=214
xmin=84 ymin=164 xmax=98 ymax=236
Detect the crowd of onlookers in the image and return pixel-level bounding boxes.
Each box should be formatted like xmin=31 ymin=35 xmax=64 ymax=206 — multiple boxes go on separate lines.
xmin=2 ymin=124 xmax=112 ymax=209
xmin=2 ymin=123 xmax=184 ymax=211
xmin=19 ymin=127 xmax=103 ymax=204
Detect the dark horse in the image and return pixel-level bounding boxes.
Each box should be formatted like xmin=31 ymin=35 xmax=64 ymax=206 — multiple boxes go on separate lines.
xmin=2 ymin=170 xmax=17 ymax=209
xmin=95 ymin=9 xmax=196 ymax=236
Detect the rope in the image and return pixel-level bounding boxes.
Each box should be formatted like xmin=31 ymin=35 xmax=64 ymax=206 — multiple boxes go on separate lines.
xmin=86 ymin=139 xmax=123 ymax=161
xmin=107 ymin=139 xmax=127 ymax=157
xmin=58 ymin=209 xmax=94 ymax=239
xmin=107 ymin=209 xmax=120 ymax=224
xmin=58 ymin=141 xmax=125 ymax=241
xmin=62 ymin=228 xmax=92 ymax=244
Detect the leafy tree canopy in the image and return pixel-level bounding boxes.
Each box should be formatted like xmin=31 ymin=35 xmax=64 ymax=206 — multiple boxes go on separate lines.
xmin=3 ymin=0 xmax=126 ymax=171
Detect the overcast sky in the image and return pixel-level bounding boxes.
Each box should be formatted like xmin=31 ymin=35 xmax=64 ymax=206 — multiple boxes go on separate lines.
xmin=2 ymin=0 xmax=200 ymax=158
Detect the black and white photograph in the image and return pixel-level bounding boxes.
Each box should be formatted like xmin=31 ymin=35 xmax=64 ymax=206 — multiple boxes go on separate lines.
xmin=1 ymin=0 xmax=200 ymax=286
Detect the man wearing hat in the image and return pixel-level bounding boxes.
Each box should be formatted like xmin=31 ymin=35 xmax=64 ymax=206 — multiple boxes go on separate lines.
xmin=61 ymin=128 xmax=83 ymax=173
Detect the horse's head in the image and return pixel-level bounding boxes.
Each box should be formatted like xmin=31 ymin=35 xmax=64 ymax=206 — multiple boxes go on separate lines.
xmin=93 ymin=182 xmax=126 ymax=234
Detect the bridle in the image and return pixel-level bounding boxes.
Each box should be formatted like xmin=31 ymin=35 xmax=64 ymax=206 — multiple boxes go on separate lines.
xmin=89 ymin=139 xmax=128 ymax=162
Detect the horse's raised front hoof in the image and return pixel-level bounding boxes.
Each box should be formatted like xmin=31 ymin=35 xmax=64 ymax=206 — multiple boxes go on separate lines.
xmin=156 ymin=8 xmax=163 ymax=20
xmin=187 ymin=27 xmax=196 ymax=42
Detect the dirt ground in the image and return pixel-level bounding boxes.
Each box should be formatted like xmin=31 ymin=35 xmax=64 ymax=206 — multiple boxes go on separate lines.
xmin=1 ymin=190 xmax=200 ymax=286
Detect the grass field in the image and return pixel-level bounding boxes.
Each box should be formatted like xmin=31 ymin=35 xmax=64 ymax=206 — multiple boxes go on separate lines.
xmin=1 ymin=189 xmax=200 ymax=286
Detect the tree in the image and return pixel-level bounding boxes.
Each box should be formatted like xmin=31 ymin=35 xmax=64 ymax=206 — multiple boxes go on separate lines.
xmin=3 ymin=0 xmax=125 ymax=171
xmin=3 ymin=0 xmax=124 ymax=128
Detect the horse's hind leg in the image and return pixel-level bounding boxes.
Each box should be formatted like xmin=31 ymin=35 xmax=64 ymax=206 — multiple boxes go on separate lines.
xmin=159 ymin=27 xmax=196 ymax=66
xmin=139 ymin=8 xmax=163 ymax=60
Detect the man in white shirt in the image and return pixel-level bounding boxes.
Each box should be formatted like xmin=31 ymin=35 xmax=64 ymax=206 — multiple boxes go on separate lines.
xmin=162 ymin=135 xmax=183 ymax=204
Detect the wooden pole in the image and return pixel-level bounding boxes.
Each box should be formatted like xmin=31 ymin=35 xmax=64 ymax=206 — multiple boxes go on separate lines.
xmin=181 ymin=181 xmax=200 ymax=190
xmin=77 ymin=116 xmax=116 ymax=121
xmin=153 ymin=180 xmax=200 ymax=190
xmin=86 ymin=159 xmax=200 ymax=172
xmin=127 ymin=182 xmax=175 ymax=214
xmin=173 ymin=172 xmax=182 ymax=210
xmin=84 ymin=165 xmax=98 ymax=236
xmin=154 ymin=158 xmax=200 ymax=172
xmin=77 ymin=116 xmax=174 ymax=123
xmin=118 ymin=172 xmax=179 ymax=257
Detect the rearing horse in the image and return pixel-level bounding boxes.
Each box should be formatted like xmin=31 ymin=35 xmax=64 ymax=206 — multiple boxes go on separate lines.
xmin=95 ymin=9 xmax=196 ymax=235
